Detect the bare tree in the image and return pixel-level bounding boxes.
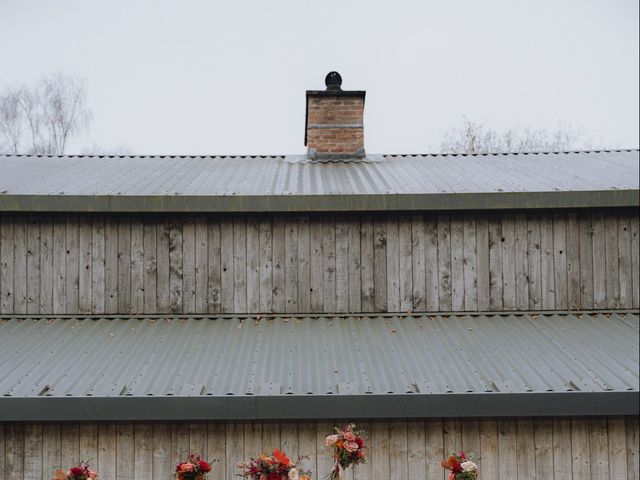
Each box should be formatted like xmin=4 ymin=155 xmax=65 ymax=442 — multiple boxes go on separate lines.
xmin=0 ymin=73 xmax=92 ymax=154
xmin=440 ymin=117 xmax=594 ymax=154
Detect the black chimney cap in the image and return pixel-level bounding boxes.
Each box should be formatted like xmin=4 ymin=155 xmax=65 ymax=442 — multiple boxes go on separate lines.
xmin=325 ymin=71 xmax=342 ymax=91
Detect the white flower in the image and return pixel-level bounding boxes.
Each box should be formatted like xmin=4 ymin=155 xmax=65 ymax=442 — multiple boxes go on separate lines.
xmin=288 ymin=468 xmax=299 ymax=480
xmin=461 ymin=461 xmax=478 ymax=472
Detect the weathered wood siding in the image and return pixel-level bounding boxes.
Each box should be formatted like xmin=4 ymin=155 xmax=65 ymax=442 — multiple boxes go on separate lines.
xmin=0 ymin=417 xmax=637 ymax=479
xmin=1 ymin=209 xmax=638 ymax=315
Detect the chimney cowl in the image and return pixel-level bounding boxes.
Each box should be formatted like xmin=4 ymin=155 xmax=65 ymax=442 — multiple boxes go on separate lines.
xmin=304 ymin=72 xmax=366 ymax=160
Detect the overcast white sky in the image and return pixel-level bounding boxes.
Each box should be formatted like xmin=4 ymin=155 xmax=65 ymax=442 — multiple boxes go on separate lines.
xmin=1 ymin=0 xmax=638 ymax=155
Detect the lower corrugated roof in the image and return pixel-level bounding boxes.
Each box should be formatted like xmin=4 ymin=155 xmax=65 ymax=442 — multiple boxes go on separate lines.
xmin=0 ymin=312 xmax=637 ymax=420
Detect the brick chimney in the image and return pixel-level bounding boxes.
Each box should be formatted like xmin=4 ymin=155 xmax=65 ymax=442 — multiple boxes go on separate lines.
xmin=305 ymin=72 xmax=366 ymax=160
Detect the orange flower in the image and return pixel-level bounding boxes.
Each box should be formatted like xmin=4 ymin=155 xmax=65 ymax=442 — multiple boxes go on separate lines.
xmin=441 ymin=454 xmax=458 ymax=470
xmin=336 ymin=439 xmax=344 ymax=449
xmin=273 ymin=449 xmax=291 ymax=467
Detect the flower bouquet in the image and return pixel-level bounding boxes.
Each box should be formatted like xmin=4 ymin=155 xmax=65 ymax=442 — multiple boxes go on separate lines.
xmin=441 ymin=452 xmax=478 ymax=480
xmin=237 ymin=448 xmax=311 ymax=480
xmin=175 ymin=453 xmax=212 ymax=480
xmin=53 ymin=462 xmax=98 ymax=480
xmin=324 ymin=424 xmax=366 ymax=479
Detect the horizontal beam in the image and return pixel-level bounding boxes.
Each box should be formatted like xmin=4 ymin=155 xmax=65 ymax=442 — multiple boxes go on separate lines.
xmin=1 ymin=392 xmax=637 ymax=422
xmin=0 ymin=190 xmax=637 ymax=213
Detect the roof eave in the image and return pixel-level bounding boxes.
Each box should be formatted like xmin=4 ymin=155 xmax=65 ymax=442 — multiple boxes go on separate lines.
xmin=1 ymin=391 xmax=637 ymax=422
xmin=0 ymin=189 xmax=637 ymax=213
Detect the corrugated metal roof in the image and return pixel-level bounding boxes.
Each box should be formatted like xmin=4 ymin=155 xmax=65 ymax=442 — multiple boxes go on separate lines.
xmin=1 ymin=312 xmax=637 ymax=398
xmin=1 ymin=150 xmax=637 ymax=196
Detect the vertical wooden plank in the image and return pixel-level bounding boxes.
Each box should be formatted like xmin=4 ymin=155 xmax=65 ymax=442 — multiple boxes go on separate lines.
xmin=195 ymin=217 xmax=209 ymax=313
xmin=534 ymin=419 xmax=553 ymax=480
xmin=386 ymin=215 xmax=400 ymax=312
xmin=309 ymin=219 xmax=323 ymax=313
xmin=1 ymin=217 xmax=14 ymax=313
xmin=13 ymin=217 xmax=27 ymax=313
xmin=262 ymin=421 xmax=281 ymax=452
xmin=407 ymin=420 xmax=426 ymax=480
xmin=208 ymin=219 xmax=222 ymax=313
xmin=27 ymin=216 xmax=40 ymax=313
xmin=182 ymin=217 xmax=197 ymax=313
xmin=516 ymin=419 xmax=536 ymax=479
xmin=370 ymin=421 xmax=390 ymax=480
xmin=79 ymin=423 xmax=98 ymax=468
xmin=553 ymin=212 xmax=568 ymax=310
xmin=498 ymin=420 xmax=517 ymax=479
xmin=360 ymin=217 xmax=375 ymax=312
xmin=592 ymin=211 xmax=607 ymax=309
xmin=479 ymin=419 xmax=498 ymax=480
xmin=169 ymin=219 xmax=184 ymax=313
xmin=171 ymin=423 xmax=190 ymax=465
xmin=475 ymin=215 xmax=490 ymax=312
xmin=608 ymin=418 xmax=628 ymax=480
xmin=40 ymin=220 xmax=53 ymax=313
xmin=97 ymin=424 xmax=116 ymax=480
xmin=297 ymin=217 xmax=311 ymax=313
xmin=117 ymin=218 xmax=132 ymax=313
xmin=579 ymin=212 xmax=595 ymax=309
xmin=104 ymin=218 xmax=119 ymax=313
xmin=540 ymin=213 xmax=555 ymax=310
xmin=514 ymin=214 xmax=529 ymax=311
xmin=143 ymin=219 xmax=157 ymax=313
xmin=424 ymin=215 xmax=439 ymax=312
xmin=206 ymin=423 xmax=226 ymax=477
xmin=246 ymin=217 xmax=260 ymax=313
xmin=322 ymin=216 xmax=336 ymax=313
xmin=42 ymin=424 xmax=61 ymax=476
xmin=411 ymin=215 xmax=426 ymax=312
xmin=258 ymin=219 xmax=273 ymax=313
xmin=152 ymin=424 xmax=172 ymax=480
xmin=487 ymin=215 xmax=503 ymax=311
xmin=443 ymin=419 xmax=462 ymax=454
xmin=437 ymin=214 xmax=452 ymax=311
xmin=626 ymin=416 xmax=639 ymax=480
xmin=233 ymin=217 xmax=247 ymax=313
xmin=566 ymin=212 xmax=581 ymax=309
xmin=78 ymin=217 xmax=92 ymax=314
xmin=631 ymin=212 xmax=640 ymax=309
xmin=605 ymin=214 xmax=621 ymax=308
xmin=450 ymin=215 xmax=465 ymax=312
xmin=461 ymin=420 xmax=480 ymax=459
xmin=24 ymin=423 xmax=43 ymax=480
xmin=552 ymin=419 xmax=572 ymax=480
xmin=298 ymin=422 xmax=317 ymax=480
xmin=398 ymin=216 xmax=413 ymax=312
xmin=134 ymin=424 xmax=153 ymax=480
xmin=130 ymin=217 xmax=145 ymax=314
xmin=618 ymin=214 xmax=633 ymax=309
xmin=225 ymin=423 xmax=244 ymax=480
xmin=462 ymin=215 xmax=477 ymax=312
xmin=189 ymin=423 xmax=208 ymax=458
xmin=501 ymin=214 xmax=516 ymax=311
xmin=91 ymin=216 xmax=106 ymax=314
xmin=280 ymin=422 xmax=299 ymax=459
xmin=243 ymin=422 xmax=262 ymax=457
xmin=5 ymin=424 xmax=25 ymax=480
xmin=373 ymin=218 xmax=388 ymax=312
xmin=272 ymin=217 xmax=286 ymax=313
xmin=347 ymin=217 xmax=362 ymax=313
xmin=389 ymin=421 xmax=408 ymax=480
xmin=424 ymin=420 xmax=444 ymax=480
xmin=285 ymin=219 xmax=299 ymax=313
xmin=335 ymin=217 xmax=349 ymax=313
xmin=571 ymin=418 xmax=591 ymax=479
xmin=60 ymin=424 xmax=80 ymax=470
xmin=156 ymin=220 xmax=170 ymax=314
xmin=591 ymin=418 xmax=610 ymax=480
xmin=527 ymin=214 xmax=543 ymax=310
xmin=117 ymin=424 xmax=135 ymax=479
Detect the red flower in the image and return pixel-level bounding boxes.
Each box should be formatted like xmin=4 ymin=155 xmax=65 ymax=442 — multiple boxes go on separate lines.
xmin=268 ymin=473 xmax=281 ymax=480
xmin=198 ymin=460 xmax=211 ymax=473
xmin=355 ymin=437 xmax=364 ymax=447
xmin=272 ymin=449 xmax=291 ymax=467
xmin=69 ymin=467 xmax=85 ymax=476
xmin=451 ymin=461 xmax=462 ymax=474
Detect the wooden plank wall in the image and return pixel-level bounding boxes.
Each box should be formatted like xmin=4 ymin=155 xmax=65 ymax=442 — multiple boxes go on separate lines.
xmin=0 ymin=417 xmax=637 ymax=480
xmin=0 ymin=209 xmax=638 ymax=315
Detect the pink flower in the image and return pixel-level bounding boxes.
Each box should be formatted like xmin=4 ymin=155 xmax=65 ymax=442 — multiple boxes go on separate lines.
xmin=448 ymin=473 xmax=456 ymax=480
xmin=325 ymin=434 xmax=339 ymax=447
xmin=344 ymin=431 xmax=356 ymax=442
xmin=344 ymin=441 xmax=359 ymax=452
xmin=178 ymin=463 xmax=195 ymax=473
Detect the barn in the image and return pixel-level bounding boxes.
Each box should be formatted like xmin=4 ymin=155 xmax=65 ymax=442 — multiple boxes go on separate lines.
xmin=0 ymin=73 xmax=638 ymax=479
